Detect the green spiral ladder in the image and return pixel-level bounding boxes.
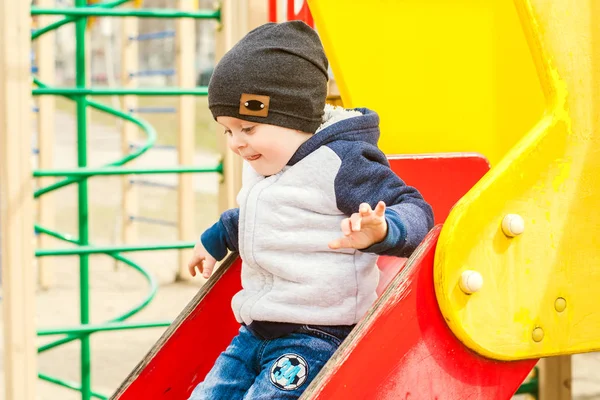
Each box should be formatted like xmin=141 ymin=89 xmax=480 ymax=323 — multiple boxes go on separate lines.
xmin=30 ymin=1 xmax=221 ymax=399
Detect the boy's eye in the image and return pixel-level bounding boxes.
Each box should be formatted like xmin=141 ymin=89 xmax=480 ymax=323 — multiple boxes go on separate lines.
xmin=241 ymin=126 xmax=255 ymax=133
xmin=223 ymin=129 xmax=232 ymax=136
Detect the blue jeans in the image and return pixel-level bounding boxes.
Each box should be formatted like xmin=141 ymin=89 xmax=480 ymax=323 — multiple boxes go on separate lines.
xmin=188 ymin=325 xmax=352 ymax=399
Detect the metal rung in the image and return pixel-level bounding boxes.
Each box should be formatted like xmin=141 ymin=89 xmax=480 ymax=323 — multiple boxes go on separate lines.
xmin=31 ymin=65 xmax=39 ymax=73
xmin=129 ymin=69 xmax=175 ymax=78
xmin=32 ymin=147 xmax=40 ymax=155
xmin=32 ymin=106 xmax=39 ymax=113
xmin=129 ymin=179 xmax=177 ymax=190
xmin=128 ymin=107 xmax=176 ymax=114
xmin=129 ymin=215 xmax=177 ymax=227
xmin=129 ymin=30 xmax=175 ymax=41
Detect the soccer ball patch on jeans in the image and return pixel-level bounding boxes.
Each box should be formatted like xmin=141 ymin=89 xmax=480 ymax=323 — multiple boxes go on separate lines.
xmin=270 ymin=353 xmax=309 ymax=390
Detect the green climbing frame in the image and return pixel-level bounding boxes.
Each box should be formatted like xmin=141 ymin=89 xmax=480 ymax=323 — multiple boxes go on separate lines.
xmin=30 ymin=1 xmax=221 ymax=399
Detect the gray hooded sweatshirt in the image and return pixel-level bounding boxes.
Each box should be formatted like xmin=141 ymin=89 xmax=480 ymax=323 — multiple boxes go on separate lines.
xmin=201 ymin=106 xmax=434 ymax=327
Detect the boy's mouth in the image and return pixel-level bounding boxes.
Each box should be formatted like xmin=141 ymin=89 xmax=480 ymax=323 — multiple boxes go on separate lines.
xmin=244 ymin=154 xmax=261 ymax=161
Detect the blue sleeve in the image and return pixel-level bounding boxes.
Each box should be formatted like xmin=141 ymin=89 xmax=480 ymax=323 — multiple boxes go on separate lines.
xmin=200 ymin=208 xmax=239 ymax=261
xmin=329 ymin=143 xmax=434 ymax=257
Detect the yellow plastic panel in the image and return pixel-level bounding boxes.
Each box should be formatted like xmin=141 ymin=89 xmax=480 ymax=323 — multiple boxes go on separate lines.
xmin=309 ymin=0 xmax=545 ymax=165
xmin=433 ymin=0 xmax=600 ymax=360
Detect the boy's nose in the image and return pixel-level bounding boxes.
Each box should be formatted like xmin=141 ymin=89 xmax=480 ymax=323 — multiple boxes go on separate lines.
xmin=230 ymin=133 xmax=247 ymax=149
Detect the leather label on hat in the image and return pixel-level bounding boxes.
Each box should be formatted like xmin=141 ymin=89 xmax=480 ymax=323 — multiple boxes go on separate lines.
xmin=239 ymin=93 xmax=270 ymax=117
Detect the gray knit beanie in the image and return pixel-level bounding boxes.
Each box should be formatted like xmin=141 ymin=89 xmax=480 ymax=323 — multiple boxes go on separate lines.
xmin=208 ymin=20 xmax=329 ymax=134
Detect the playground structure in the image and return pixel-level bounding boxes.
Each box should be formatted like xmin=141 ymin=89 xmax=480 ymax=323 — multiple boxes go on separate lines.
xmin=1 ymin=0 xmax=599 ymax=399
xmin=8 ymin=1 xmax=228 ymax=399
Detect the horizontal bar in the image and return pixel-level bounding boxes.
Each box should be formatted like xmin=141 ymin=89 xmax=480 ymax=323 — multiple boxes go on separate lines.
xmin=130 ymin=179 xmax=177 ymax=190
xmin=33 ymin=87 xmax=208 ymax=96
xmin=32 ymin=0 xmax=130 ymax=41
xmin=36 ymin=241 xmax=196 ymax=257
xmin=33 ymin=165 xmax=222 ymax=177
xmin=129 ymin=30 xmax=175 ymax=41
xmin=128 ymin=107 xmax=177 ymax=114
xmin=38 ymin=321 xmax=172 ymax=336
xmin=129 ymin=143 xmax=177 ymax=150
xmin=129 ymin=215 xmax=177 ymax=227
xmin=38 ymin=373 xmax=107 ymax=399
xmin=129 ymin=69 xmax=176 ymax=78
xmin=31 ymin=7 xmax=221 ymax=20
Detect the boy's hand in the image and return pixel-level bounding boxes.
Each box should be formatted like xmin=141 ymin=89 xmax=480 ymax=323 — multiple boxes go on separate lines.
xmin=188 ymin=241 xmax=217 ymax=279
xmin=328 ymin=201 xmax=388 ymax=251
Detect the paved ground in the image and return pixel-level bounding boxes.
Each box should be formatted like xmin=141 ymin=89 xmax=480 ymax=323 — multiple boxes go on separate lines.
xmin=1 ymin=110 xmax=600 ymax=399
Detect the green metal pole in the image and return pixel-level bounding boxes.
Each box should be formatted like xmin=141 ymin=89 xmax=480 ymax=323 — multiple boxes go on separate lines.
xmin=33 ymin=164 xmax=223 ymax=177
xmin=33 ymin=87 xmax=208 ymax=96
xmin=74 ymin=1 xmax=91 ymax=398
xmin=36 ymin=242 xmax=196 ymax=257
xmin=31 ymin=0 xmax=131 ymax=40
xmin=31 ymin=7 xmax=221 ymax=20
xmin=38 ymin=321 xmax=172 ymax=336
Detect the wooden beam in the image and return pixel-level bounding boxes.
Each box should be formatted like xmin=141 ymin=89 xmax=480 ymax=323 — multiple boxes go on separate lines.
xmin=121 ymin=12 xmax=138 ymax=252
xmin=35 ymin=0 xmax=56 ymax=290
xmin=248 ymin=0 xmax=269 ymax=29
xmin=538 ymin=357 xmax=572 ymax=400
xmin=176 ymin=0 xmax=196 ymax=280
xmin=0 ymin=0 xmax=38 ymax=398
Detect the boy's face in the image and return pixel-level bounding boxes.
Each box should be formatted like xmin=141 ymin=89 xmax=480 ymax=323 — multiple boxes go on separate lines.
xmin=217 ymin=116 xmax=312 ymax=176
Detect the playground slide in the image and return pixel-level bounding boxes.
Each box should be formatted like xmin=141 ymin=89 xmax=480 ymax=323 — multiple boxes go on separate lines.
xmin=111 ymin=154 xmax=537 ymax=399
xmin=112 ymin=0 xmax=598 ymax=396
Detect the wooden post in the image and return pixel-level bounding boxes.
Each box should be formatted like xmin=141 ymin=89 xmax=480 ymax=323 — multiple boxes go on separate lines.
xmin=248 ymin=0 xmax=269 ymax=28
xmin=36 ymin=0 xmax=56 ymax=289
xmin=121 ymin=12 xmax=138 ymax=252
xmin=277 ymin=0 xmax=286 ymax=23
xmin=175 ymin=0 xmax=196 ymax=280
xmin=538 ymin=357 xmax=572 ymax=400
xmin=0 ymin=0 xmax=38 ymax=398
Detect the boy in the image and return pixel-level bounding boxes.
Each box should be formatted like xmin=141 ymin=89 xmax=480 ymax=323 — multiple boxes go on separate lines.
xmin=187 ymin=20 xmax=433 ymax=399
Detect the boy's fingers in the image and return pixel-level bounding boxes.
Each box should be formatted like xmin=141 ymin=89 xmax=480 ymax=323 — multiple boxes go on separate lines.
xmin=375 ymin=201 xmax=386 ymax=217
xmin=188 ymin=254 xmax=206 ymax=277
xmin=202 ymin=258 xmax=217 ymax=279
xmin=350 ymin=213 xmax=362 ymax=232
xmin=188 ymin=256 xmax=201 ymax=268
xmin=359 ymin=203 xmax=372 ymax=216
xmin=341 ymin=218 xmax=352 ymax=236
xmin=328 ymin=237 xmax=352 ymax=250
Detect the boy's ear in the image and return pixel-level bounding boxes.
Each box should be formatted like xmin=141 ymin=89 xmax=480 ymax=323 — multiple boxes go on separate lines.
xmin=239 ymin=93 xmax=270 ymax=118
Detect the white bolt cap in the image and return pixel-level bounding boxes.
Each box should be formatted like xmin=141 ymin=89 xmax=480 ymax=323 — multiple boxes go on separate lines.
xmin=459 ymin=270 xmax=483 ymax=294
xmin=502 ymin=214 xmax=525 ymax=237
